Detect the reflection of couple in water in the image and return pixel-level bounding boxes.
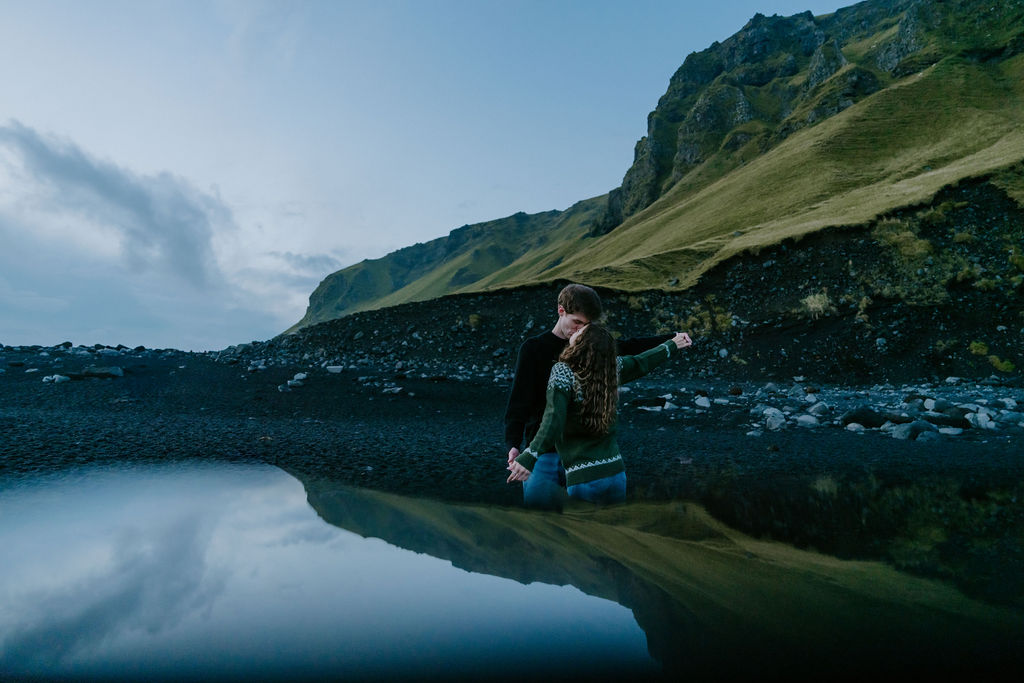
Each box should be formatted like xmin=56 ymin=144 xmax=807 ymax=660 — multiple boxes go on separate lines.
xmin=504 ymin=284 xmax=692 ymax=508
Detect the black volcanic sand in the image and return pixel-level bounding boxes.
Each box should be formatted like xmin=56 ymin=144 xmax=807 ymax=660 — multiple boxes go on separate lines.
xmin=2 ymin=346 xmax=1023 ymax=608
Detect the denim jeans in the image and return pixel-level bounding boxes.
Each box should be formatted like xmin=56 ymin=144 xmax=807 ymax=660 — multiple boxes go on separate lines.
xmin=522 ymin=452 xmax=566 ymax=510
xmin=567 ymin=471 xmax=626 ymax=505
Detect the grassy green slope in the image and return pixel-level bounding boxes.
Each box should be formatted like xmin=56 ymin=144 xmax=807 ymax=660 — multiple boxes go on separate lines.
xmin=289 ymin=0 xmax=1024 ymax=332
xmin=502 ymin=54 xmax=1024 ymax=291
xmin=286 ymin=203 xmax=597 ymax=331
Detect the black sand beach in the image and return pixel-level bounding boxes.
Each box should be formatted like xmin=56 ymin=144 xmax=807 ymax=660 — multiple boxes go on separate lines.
xmin=3 ymin=342 xmax=1023 ymax=610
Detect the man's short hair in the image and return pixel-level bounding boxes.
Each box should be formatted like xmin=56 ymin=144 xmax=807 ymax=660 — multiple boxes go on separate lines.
xmin=558 ymin=283 xmax=602 ymax=321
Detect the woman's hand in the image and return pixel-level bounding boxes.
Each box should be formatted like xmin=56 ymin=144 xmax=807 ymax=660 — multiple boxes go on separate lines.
xmin=507 ymin=459 xmax=531 ymax=483
xmin=672 ymin=332 xmax=693 ymax=350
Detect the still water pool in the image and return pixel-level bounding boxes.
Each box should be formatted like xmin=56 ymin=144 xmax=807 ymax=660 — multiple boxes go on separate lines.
xmin=3 ymin=461 xmax=1023 ymax=681
xmin=0 ymin=463 xmax=654 ymax=681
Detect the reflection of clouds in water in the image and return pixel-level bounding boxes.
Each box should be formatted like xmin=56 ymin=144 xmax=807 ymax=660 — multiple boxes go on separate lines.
xmin=0 ymin=464 xmax=652 ymax=680
xmin=1 ymin=511 xmax=226 ymax=669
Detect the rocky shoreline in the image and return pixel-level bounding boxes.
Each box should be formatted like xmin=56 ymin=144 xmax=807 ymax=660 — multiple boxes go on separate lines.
xmin=2 ymin=335 xmax=1023 ymax=608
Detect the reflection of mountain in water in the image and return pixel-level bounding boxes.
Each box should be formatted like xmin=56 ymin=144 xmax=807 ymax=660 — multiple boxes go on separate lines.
xmin=291 ymin=469 xmax=1024 ymax=678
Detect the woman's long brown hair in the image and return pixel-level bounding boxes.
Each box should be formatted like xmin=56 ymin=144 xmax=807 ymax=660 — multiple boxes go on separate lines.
xmin=558 ymin=323 xmax=618 ymax=434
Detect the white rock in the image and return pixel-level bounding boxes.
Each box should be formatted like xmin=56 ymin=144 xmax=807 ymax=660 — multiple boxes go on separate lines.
xmin=326 ymin=366 xmax=344 ymax=374
xmin=713 ymin=398 xmax=730 ymax=405
xmin=944 ymin=377 xmax=962 ymax=384
xmin=764 ymin=408 xmax=786 ymax=431
xmin=923 ymin=398 xmax=936 ymax=410
xmin=694 ymin=396 xmax=712 ymax=408
xmin=938 ymin=427 xmax=964 ymax=436
xmin=892 ymin=423 xmax=916 ymax=440
xmin=999 ymin=398 xmax=1018 ymax=410
xmin=293 ymin=372 xmax=308 ymax=381
xmin=639 ymin=405 xmax=663 ymax=412
xmin=663 ymin=402 xmax=678 ymax=411
xmin=808 ymin=401 xmax=830 ymax=416
xmin=25 ymin=368 xmax=39 ymax=373
xmin=287 ymin=379 xmax=303 ymax=387
xmin=845 ymin=423 xmax=865 ymax=432
xmin=796 ymin=414 xmax=819 ymax=428
xmin=718 ymin=348 xmax=729 ymax=358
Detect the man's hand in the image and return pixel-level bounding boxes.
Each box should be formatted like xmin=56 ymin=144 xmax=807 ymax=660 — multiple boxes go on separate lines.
xmin=672 ymin=332 xmax=693 ymax=350
xmin=507 ymin=459 xmax=531 ymax=483
xmin=507 ymin=447 xmax=520 ymax=467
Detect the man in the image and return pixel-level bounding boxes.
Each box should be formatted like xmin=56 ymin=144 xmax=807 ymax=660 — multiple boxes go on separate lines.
xmin=503 ymin=284 xmax=674 ymax=508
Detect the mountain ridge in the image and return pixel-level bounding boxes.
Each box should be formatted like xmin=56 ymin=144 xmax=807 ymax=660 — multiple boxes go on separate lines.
xmin=290 ymin=0 xmax=1024 ymax=332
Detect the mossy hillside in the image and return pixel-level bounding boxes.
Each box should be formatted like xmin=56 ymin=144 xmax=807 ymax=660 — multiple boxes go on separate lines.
xmin=290 ymin=0 xmax=1024 ymax=333
xmin=287 ymin=201 xmax=601 ymax=330
xmin=512 ymin=53 xmax=1024 ymax=292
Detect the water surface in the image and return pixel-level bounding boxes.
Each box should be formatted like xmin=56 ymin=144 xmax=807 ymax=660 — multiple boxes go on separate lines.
xmin=0 ymin=463 xmax=653 ymax=681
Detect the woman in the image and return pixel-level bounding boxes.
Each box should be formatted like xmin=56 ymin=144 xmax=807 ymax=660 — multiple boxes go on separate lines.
xmin=507 ymin=323 xmax=692 ymax=505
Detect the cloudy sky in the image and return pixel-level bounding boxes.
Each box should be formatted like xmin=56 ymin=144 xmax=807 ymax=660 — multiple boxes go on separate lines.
xmin=0 ymin=0 xmax=841 ymax=351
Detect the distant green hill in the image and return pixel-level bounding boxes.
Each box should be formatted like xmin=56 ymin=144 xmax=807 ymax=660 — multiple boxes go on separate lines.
xmin=290 ymin=0 xmax=1024 ymax=332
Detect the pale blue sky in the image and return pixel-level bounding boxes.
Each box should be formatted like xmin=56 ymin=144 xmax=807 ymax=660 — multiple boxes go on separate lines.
xmin=0 ymin=0 xmax=843 ymax=350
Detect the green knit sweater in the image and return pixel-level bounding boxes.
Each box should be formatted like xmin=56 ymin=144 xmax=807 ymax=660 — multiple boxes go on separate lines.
xmin=515 ymin=339 xmax=678 ymax=487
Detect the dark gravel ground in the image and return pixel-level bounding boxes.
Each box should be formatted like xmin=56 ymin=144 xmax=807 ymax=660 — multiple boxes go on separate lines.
xmin=3 ymin=343 xmax=1023 ymax=607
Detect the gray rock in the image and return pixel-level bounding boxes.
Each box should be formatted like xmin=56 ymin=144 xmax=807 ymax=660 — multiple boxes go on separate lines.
xmin=796 ymin=414 xmax=819 ymax=428
xmin=920 ymin=411 xmax=970 ymax=429
xmin=83 ymin=365 xmax=123 ymax=378
xmin=764 ymin=407 xmax=787 ymax=431
xmin=892 ymin=420 xmax=937 ymax=441
xmin=808 ymin=401 xmax=830 ymax=417
xmin=840 ymin=406 xmax=886 ymax=429
xmin=694 ymin=396 xmax=712 ymax=408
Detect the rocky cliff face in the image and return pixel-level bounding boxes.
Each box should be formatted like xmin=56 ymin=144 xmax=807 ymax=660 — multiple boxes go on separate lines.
xmin=594 ymin=0 xmax=1024 ymax=234
xmin=596 ymin=1 xmax=913 ymax=233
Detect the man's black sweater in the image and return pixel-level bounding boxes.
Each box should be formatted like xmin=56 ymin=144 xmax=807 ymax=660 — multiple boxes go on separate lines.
xmin=503 ymin=331 xmax=674 ymax=452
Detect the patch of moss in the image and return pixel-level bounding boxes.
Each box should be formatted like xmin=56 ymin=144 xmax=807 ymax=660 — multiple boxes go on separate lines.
xmin=989 ymin=355 xmax=1017 ymax=373
xmin=969 ymin=341 xmax=989 ymax=356
xmin=1009 ymin=246 xmax=1024 ymax=272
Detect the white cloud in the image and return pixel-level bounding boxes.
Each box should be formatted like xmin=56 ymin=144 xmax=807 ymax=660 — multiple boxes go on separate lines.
xmin=0 ymin=122 xmax=292 ymax=350
xmin=0 ymin=121 xmax=228 ymax=289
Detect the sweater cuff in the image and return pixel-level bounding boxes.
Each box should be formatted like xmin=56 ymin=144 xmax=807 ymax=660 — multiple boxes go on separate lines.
xmin=515 ymin=447 xmax=539 ymax=472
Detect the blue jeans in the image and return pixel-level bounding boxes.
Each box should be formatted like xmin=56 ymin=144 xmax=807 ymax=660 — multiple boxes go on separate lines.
xmin=523 ymin=452 xmax=566 ymax=510
xmin=567 ymin=471 xmax=627 ymax=505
